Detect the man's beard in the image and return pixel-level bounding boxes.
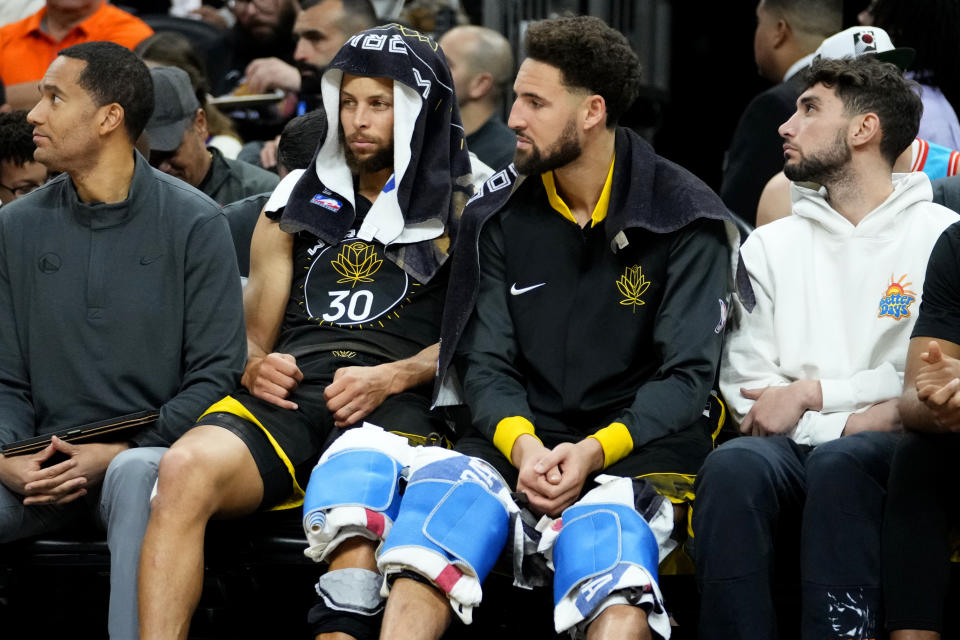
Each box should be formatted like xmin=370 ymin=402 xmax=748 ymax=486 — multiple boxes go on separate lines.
xmin=296 ymin=60 xmax=325 ymax=95
xmin=513 ymin=118 xmax=582 ymax=175
xmin=243 ymin=0 xmax=297 ymax=46
xmin=783 ymin=129 xmax=852 ymax=185
xmin=340 ymin=126 xmax=394 ymax=175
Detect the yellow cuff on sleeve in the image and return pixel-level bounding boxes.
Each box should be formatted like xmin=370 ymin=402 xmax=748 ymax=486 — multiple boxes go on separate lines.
xmin=588 ymin=422 xmax=634 ymax=469
xmin=493 ymin=416 xmax=539 ymax=465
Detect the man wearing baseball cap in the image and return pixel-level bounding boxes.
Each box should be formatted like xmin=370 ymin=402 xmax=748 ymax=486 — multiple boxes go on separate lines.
xmin=814 ymin=24 xmax=914 ymax=69
xmin=755 ymin=25 xmax=960 ymax=226
xmin=815 ymin=24 xmax=960 ymax=149
xmin=145 ymin=66 xmax=278 ymax=205
xmin=694 ymin=53 xmax=959 ymax=640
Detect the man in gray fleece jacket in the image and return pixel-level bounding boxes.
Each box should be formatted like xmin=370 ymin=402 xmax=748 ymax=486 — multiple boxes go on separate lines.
xmin=0 ymin=42 xmax=245 ymax=639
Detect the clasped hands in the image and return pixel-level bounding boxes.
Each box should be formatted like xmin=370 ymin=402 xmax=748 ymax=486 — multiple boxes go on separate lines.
xmin=511 ymin=434 xmax=604 ymax=517
xmin=915 ymin=340 xmax=960 ymax=431
xmin=0 ymin=437 xmax=128 ymax=505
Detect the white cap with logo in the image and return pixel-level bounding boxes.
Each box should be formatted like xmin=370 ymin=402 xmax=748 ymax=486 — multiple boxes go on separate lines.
xmin=814 ymin=26 xmax=916 ymax=70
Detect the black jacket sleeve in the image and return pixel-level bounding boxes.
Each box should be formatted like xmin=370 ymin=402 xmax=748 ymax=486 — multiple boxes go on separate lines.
xmin=614 ymin=218 xmax=729 ymax=450
xmin=456 ymin=216 xmax=535 ymax=442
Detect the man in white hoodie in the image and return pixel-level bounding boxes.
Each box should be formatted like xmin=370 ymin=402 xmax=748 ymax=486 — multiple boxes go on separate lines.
xmin=693 ymin=55 xmax=958 ymax=640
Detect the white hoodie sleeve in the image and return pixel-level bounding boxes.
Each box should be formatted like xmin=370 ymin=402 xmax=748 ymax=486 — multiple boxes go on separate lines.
xmin=819 ymin=362 xmax=904 ymax=413
xmin=789 ymin=363 xmax=902 ymax=446
xmin=720 ymin=245 xmax=791 ymax=424
xmin=791 ymin=411 xmax=850 ymax=446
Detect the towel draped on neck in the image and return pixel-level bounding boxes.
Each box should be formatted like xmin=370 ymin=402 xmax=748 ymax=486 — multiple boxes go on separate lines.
xmin=268 ymin=23 xmax=474 ymax=284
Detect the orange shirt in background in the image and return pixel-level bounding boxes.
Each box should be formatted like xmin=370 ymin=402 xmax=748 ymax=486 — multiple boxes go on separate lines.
xmin=0 ymin=2 xmax=154 ymax=86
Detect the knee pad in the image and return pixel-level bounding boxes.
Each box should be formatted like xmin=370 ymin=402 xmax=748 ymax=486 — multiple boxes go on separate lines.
xmin=308 ymin=568 xmax=384 ymax=640
xmin=548 ymin=476 xmax=672 ymax=639
xmin=303 ymin=425 xmax=417 ymax=562
xmin=377 ymin=447 xmax=520 ymax=624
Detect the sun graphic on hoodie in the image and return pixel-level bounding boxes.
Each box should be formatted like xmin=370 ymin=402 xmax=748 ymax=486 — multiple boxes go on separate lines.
xmin=878 ymin=274 xmax=917 ymax=320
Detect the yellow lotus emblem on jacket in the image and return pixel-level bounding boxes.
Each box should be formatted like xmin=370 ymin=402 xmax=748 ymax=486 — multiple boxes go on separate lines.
xmin=331 ymin=242 xmax=382 ymax=288
xmin=617 ymin=265 xmax=650 ymax=313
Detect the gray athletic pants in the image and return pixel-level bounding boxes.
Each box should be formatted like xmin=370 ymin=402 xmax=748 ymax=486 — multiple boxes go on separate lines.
xmin=0 ymin=446 xmax=165 ymax=640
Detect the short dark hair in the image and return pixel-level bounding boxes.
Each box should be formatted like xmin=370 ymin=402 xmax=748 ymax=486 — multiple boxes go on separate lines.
xmin=278 ymin=109 xmax=328 ymax=172
xmin=58 ymin=41 xmax=154 ymax=143
xmin=802 ymin=55 xmax=922 ymax=166
xmin=300 ymin=0 xmax=377 ymax=35
xmin=0 ymin=111 xmax=36 ymax=167
xmin=523 ymin=15 xmax=641 ymax=128
xmin=762 ymin=0 xmax=842 ymax=38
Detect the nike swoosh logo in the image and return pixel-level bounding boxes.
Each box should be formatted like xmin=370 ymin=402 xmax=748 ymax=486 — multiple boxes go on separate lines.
xmin=510 ymin=282 xmax=546 ymax=296
xmin=140 ymin=253 xmax=163 ymax=265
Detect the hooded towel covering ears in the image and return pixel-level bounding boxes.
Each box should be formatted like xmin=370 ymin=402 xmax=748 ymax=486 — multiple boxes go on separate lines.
xmin=269 ymin=23 xmax=475 ymax=284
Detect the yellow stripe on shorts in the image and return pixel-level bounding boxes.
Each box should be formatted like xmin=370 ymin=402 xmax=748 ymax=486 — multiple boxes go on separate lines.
xmin=200 ymin=396 xmax=306 ymax=511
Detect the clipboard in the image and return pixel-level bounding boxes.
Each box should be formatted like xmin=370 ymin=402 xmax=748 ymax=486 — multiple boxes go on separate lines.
xmin=1 ymin=410 xmax=158 ymax=457
xmin=209 ymin=89 xmax=285 ymax=109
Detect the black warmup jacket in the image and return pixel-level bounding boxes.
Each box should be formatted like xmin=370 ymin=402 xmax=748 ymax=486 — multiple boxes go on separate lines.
xmin=437 ymin=128 xmax=734 ymax=460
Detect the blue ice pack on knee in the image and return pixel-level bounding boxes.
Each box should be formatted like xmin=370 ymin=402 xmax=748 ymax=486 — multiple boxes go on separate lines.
xmin=303 ymin=447 xmax=405 ymax=562
xmin=304 ymin=449 xmax=404 ymax=524
xmin=553 ymin=503 xmax=659 ymax=615
xmin=377 ymin=449 xmax=519 ymax=624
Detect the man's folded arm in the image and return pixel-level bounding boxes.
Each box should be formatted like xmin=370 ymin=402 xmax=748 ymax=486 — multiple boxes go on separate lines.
xmin=817 ymin=362 xmax=903 ymax=413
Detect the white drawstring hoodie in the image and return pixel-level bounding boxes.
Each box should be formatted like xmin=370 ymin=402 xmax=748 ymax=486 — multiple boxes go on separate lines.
xmin=721 ymin=172 xmax=959 ymax=445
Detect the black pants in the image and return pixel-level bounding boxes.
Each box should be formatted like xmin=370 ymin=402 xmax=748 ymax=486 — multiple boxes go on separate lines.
xmin=882 ymin=432 xmax=960 ymax=633
xmin=693 ymin=432 xmax=900 ymax=640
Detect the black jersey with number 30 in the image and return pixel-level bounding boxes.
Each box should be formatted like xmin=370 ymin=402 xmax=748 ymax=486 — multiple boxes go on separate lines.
xmin=274 ymin=198 xmax=447 ymax=361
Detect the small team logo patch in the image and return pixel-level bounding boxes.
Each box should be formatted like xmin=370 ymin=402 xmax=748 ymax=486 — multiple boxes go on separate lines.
xmin=617 ymin=265 xmax=650 ymax=313
xmin=853 ymin=30 xmax=878 ymax=56
xmin=878 ymin=274 xmax=916 ymax=320
xmin=311 ymin=193 xmax=342 ymax=212
xmin=332 ymin=242 xmax=382 ymax=287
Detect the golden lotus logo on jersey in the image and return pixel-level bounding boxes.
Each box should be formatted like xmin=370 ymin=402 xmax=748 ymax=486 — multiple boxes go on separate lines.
xmin=617 ymin=265 xmax=650 ymax=313
xmin=332 ymin=350 xmax=357 ymax=358
xmin=878 ymin=274 xmax=917 ymax=320
xmin=331 ymin=241 xmax=383 ymax=288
